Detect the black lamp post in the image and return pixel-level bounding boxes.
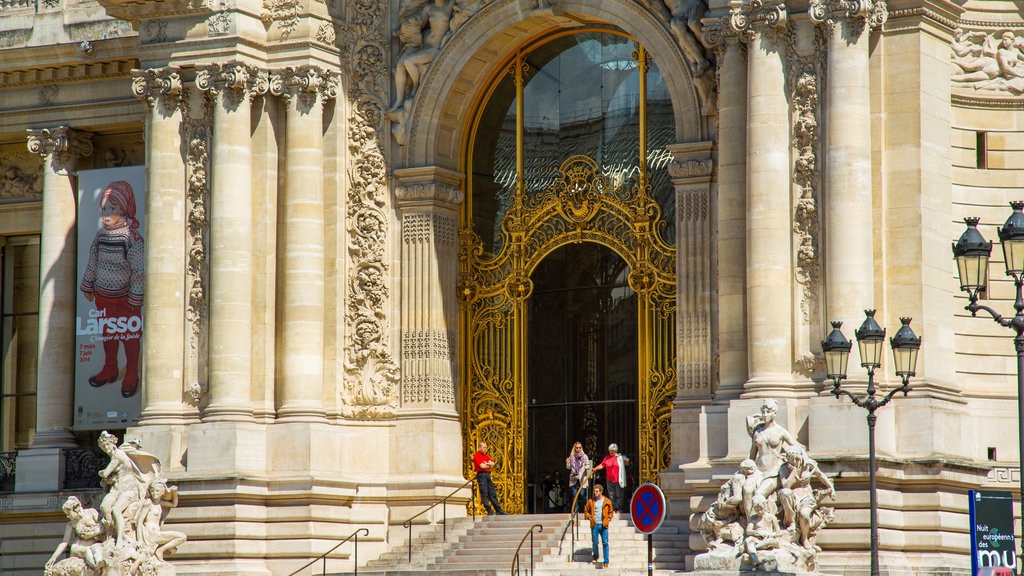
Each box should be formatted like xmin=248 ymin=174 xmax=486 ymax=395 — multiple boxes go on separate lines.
xmin=821 ymin=310 xmax=921 ymax=576
xmin=952 ymin=202 xmax=1024 ymax=543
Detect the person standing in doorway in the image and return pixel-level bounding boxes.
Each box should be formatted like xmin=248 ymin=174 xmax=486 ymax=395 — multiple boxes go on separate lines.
xmin=593 ymin=443 xmax=630 ymax=512
xmin=584 ymin=483 xmax=614 ymax=568
xmin=473 ymin=441 xmax=507 ymax=515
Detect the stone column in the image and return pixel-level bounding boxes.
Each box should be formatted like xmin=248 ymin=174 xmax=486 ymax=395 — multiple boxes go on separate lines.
xmin=197 ymin=63 xmax=267 ymax=422
xmin=730 ymin=1 xmax=793 ymax=392
xmin=394 ymin=168 xmax=463 ymax=416
xmin=132 ymin=68 xmax=189 ymax=424
xmin=704 ymin=19 xmax=749 ymax=400
xmin=26 ymin=127 xmax=93 ymax=448
xmin=271 ymin=66 xmax=338 ymax=422
xmin=810 ymin=0 xmax=886 ymax=329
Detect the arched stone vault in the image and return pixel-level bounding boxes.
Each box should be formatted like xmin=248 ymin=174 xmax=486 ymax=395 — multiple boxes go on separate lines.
xmin=401 ymin=0 xmax=707 ymax=169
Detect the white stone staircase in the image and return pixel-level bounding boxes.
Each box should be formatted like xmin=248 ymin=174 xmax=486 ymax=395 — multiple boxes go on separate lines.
xmin=351 ymin=513 xmax=691 ymax=576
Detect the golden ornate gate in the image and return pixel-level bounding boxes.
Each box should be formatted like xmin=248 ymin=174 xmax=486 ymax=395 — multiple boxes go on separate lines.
xmin=458 ymin=154 xmax=676 ymax=512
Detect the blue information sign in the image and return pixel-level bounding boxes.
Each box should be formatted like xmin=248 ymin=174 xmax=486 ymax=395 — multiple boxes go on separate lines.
xmin=630 ymin=482 xmax=667 ymax=535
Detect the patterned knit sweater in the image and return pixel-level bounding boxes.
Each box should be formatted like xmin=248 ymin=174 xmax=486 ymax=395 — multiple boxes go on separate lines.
xmin=80 ymin=224 xmax=144 ymax=307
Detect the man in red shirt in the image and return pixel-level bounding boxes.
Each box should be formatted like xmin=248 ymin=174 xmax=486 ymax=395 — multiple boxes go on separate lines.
xmin=473 ymin=441 xmax=507 ymax=515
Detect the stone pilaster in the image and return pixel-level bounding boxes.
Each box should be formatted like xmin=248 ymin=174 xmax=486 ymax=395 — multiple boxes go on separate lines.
xmin=270 ymin=66 xmax=338 ymax=422
xmin=131 ymin=68 xmax=189 ymax=424
xmin=810 ymin=0 xmax=886 ymax=331
xmin=668 ymin=142 xmax=715 ymax=405
xmin=394 ymin=167 xmax=462 ymax=416
xmin=26 ymin=127 xmax=93 ymax=449
xmin=196 ymin=63 xmax=267 ymax=422
xmin=730 ymin=0 xmax=795 ymax=394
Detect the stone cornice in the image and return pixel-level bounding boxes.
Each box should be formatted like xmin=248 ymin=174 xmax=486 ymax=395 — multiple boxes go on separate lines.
xmin=94 ymin=0 xmax=216 ymax=25
xmin=883 ymin=0 xmax=962 ymax=34
xmin=0 ymin=58 xmax=138 ymax=89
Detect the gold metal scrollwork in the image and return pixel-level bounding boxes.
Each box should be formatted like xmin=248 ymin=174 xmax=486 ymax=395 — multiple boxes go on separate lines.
xmin=460 ymin=154 xmax=676 ymax=512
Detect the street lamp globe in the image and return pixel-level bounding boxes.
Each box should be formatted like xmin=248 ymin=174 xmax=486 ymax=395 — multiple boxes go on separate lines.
xmin=821 ymin=321 xmax=852 ymax=384
xmin=998 ymin=201 xmax=1024 ymax=277
xmin=952 ymin=216 xmax=992 ymax=296
xmin=855 ymin=310 xmax=885 ymax=370
xmin=889 ymin=317 xmax=921 ymax=381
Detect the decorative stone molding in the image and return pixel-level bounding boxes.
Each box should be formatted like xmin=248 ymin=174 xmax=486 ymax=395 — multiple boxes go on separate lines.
xmin=730 ymin=0 xmax=787 ymax=36
xmin=196 ymin=63 xmax=269 ymax=108
xmin=987 ymin=467 xmax=1020 ymax=484
xmin=395 ymin=181 xmax=464 ymax=207
xmin=131 ymin=67 xmax=183 ymax=108
xmin=316 ymin=21 xmax=336 ymax=45
xmin=26 ymin=127 xmax=95 ymax=176
xmin=182 ymin=97 xmax=213 ymax=407
xmin=337 ymin=0 xmax=400 ymax=419
xmin=808 ymin=0 xmax=886 ymax=38
xmin=791 ymin=72 xmax=821 ymax=326
xmin=208 ymin=0 xmax=232 ymax=37
xmin=0 ymin=58 xmax=136 ymax=88
xmin=262 ymin=0 xmax=301 ymax=38
xmin=402 ymin=211 xmax=459 ymax=246
xmin=885 ymin=6 xmax=956 ymax=33
xmin=269 ymin=66 xmax=340 ymax=110
xmin=668 ymin=158 xmax=714 ymax=179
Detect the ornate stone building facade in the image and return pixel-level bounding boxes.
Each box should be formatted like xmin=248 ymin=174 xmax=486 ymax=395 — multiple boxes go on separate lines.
xmin=0 ymin=0 xmax=1020 ymax=575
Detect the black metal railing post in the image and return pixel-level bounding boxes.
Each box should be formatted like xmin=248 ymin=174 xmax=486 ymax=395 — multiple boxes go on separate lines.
xmin=285 ymin=527 xmax=369 ymax=576
xmin=402 ymin=477 xmax=476 ymax=564
xmin=510 ymin=524 xmax=544 ymax=576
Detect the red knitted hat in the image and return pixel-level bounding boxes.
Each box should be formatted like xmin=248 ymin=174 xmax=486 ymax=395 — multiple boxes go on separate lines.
xmin=101 ymin=181 xmax=138 ymax=229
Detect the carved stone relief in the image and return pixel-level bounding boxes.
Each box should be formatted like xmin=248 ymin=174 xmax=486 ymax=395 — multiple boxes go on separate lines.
xmin=262 ymin=0 xmax=301 ymax=39
xmin=339 ymin=0 xmax=400 ymax=419
xmin=0 ymin=160 xmax=41 ymax=202
xmin=951 ymin=28 xmax=1024 ymax=94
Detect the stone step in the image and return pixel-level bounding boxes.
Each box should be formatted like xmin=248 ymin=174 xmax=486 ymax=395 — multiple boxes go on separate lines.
xmin=354 ymin=514 xmax=691 ymax=575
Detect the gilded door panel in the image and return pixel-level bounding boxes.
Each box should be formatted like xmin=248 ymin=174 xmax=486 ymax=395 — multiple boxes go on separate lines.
xmin=459 ymin=155 xmax=675 ymax=512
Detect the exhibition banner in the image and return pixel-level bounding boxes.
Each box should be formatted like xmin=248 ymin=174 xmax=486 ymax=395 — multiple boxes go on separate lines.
xmin=969 ymin=489 xmax=1018 ymax=576
xmin=74 ymin=166 xmax=146 ymax=430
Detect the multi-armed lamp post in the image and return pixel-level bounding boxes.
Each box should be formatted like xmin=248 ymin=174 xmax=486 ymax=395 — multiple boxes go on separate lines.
xmin=820 ymin=310 xmax=921 ymax=576
xmin=951 ymin=201 xmax=1024 ymax=534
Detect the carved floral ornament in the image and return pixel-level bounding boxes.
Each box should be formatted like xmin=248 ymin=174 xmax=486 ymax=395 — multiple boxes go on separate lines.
xmin=807 ymin=0 xmax=887 ymax=29
xmin=26 ymin=127 xmax=95 ymax=176
xmin=729 ymin=0 xmax=787 ymax=34
xmin=195 ymin=63 xmax=270 ymax=99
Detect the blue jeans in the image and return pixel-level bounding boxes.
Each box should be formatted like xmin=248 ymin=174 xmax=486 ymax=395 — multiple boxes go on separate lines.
xmin=591 ymin=524 xmax=609 ymax=564
xmin=570 ymin=483 xmax=585 ymax=513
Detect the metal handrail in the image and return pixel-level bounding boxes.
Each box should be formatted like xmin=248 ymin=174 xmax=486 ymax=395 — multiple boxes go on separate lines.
xmin=401 ymin=477 xmax=476 ymax=562
xmin=510 ymin=523 xmax=544 ymax=576
xmin=286 ymin=527 xmax=369 ymax=576
xmin=559 ymin=467 xmax=598 ymax=560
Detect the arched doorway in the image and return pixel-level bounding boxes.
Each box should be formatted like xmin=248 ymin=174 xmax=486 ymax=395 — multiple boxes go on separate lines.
xmin=527 ymin=242 xmax=638 ymax=513
xmin=458 ymin=28 xmax=678 ymax=513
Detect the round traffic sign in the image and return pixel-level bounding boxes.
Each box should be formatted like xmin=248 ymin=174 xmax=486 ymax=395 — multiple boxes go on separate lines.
xmin=630 ymin=482 xmax=667 ymax=534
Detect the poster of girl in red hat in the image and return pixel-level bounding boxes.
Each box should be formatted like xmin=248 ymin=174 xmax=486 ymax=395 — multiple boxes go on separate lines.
xmin=75 ymin=166 xmax=145 ymax=429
